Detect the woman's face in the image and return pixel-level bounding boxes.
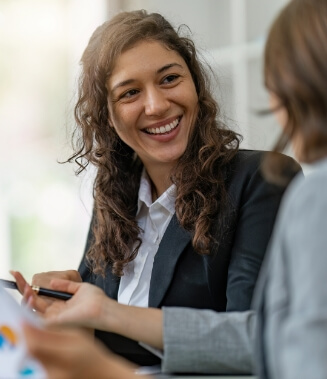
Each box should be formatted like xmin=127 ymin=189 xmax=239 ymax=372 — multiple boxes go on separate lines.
xmin=269 ymin=91 xmax=303 ymax=160
xmin=269 ymin=92 xmax=288 ymax=129
xmin=106 ymin=40 xmax=199 ymax=173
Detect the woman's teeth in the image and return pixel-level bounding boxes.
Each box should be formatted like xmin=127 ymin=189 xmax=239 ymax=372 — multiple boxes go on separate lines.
xmin=145 ymin=118 xmax=180 ymax=135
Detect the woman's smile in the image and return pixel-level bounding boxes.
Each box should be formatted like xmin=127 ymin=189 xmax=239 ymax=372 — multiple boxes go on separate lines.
xmin=144 ymin=116 xmax=181 ymax=135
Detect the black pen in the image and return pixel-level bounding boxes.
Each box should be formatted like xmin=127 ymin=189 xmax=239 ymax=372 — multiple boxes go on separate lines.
xmin=0 ymin=279 xmax=73 ymax=301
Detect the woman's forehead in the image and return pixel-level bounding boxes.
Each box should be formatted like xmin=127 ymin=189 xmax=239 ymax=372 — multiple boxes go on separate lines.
xmin=107 ymin=41 xmax=186 ymax=86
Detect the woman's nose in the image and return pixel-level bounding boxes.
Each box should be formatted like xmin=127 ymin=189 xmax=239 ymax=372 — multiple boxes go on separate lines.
xmin=144 ymin=87 xmax=170 ymax=116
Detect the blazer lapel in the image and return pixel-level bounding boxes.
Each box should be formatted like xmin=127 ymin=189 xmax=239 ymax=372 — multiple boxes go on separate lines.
xmin=149 ymin=214 xmax=191 ymax=308
xmin=101 ymin=265 xmax=120 ymax=300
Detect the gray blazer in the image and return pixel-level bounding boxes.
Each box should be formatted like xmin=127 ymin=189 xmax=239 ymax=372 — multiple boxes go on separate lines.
xmin=160 ymin=159 xmax=327 ymax=377
xmin=254 ymin=157 xmax=327 ymax=379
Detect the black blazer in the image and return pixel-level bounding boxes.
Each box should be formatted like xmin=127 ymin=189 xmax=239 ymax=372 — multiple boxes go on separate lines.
xmin=79 ymin=150 xmax=300 ymax=366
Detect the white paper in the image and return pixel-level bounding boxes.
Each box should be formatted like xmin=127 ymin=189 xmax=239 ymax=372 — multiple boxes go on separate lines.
xmin=0 ymin=284 xmax=46 ymax=379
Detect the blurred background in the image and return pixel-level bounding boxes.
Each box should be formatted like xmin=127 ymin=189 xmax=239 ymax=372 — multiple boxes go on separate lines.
xmin=0 ymin=0 xmax=289 ymax=283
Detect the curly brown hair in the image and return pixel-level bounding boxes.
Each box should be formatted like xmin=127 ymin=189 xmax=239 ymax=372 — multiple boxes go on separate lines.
xmin=262 ymin=0 xmax=327 ymax=182
xmin=68 ymin=10 xmax=241 ymax=276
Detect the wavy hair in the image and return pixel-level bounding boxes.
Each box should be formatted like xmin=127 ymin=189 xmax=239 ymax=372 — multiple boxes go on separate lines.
xmin=262 ymin=0 xmax=327 ymax=181
xmin=68 ymin=10 xmax=241 ymax=276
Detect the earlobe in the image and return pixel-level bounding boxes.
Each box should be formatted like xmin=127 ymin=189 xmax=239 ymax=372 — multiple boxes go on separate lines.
xmin=108 ymin=117 xmax=114 ymax=128
xmin=107 ymin=101 xmax=114 ymax=128
xmin=108 ymin=121 xmax=116 ymax=132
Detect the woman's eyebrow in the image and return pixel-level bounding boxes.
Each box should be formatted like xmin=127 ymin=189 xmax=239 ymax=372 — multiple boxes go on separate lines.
xmin=111 ymin=79 xmax=135 ymax=93
xmin=157 ymin=62 xmax=183 ymax=74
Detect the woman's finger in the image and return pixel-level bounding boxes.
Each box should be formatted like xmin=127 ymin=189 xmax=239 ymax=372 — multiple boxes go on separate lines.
xmin=23 ymin=284 xmax=53 ymax=314
xmin=10 ymin=270 xmax=27 ymax=294
xmin=32 ymin=270 xmax=81 ymax=288
xmin=49 ymin=278 xmax=82 ymax=294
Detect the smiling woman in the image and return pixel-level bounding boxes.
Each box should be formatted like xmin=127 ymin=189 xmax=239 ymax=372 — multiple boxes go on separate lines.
xmin=19 ymin=9 xmax=301 ymax=372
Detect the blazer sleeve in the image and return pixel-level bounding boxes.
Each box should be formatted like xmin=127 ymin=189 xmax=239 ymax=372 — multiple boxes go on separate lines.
xmin=161 ymin=307 xmax=256 ymax=374
xmin=226 ymin=151 xmax=301 ymax=311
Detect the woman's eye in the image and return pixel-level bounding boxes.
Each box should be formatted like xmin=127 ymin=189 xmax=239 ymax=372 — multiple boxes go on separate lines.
xmin=121 ymin=89 xmax=139 ymax=99
xmin=162 ymin=74 xmax=179 ymax=84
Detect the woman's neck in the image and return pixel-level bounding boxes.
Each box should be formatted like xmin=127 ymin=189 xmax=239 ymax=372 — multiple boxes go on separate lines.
xmin=145 ymin=164 xmax=173 ymax=201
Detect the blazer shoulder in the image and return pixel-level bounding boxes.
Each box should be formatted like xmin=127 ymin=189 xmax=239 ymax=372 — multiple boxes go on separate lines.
xmin=225 ymin=150 xmax=264 ymax=186
xmin=228 ymin=149 xmax=301 ymax=187
xmin=229 ymin=149 xmax=265 ymax=175
xmin=280 ymin=161 xmax=327 ymax=216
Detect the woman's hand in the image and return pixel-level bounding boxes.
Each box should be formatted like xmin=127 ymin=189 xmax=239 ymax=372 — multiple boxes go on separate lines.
xmin=10 ymin=270 xmax=50 ymax=313
xmin=43 ymin=279 xmax=165 ymax=350
xmin=12 ymin=274 xmax=164 ymax=350
xmin=10 ymin=270 xmax=82 ymax=313
xmin=24 ymin=324 xmax=141 ymax=379
xmin=40 ymin=280 xmax=110 ymax=330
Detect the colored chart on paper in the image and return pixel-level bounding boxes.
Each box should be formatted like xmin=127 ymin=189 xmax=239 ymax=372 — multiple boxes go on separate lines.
xmin=0 ymin=285 xmax=46 ymax=379
xmin=0 ymin=325 xmax=18 ymax=349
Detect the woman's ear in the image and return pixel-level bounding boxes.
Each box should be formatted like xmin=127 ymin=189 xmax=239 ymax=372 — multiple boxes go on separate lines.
xmin=107 ymin=100 xmax=114 ymax=128
xmin=108 ymin=115 xmax=114 ymax=129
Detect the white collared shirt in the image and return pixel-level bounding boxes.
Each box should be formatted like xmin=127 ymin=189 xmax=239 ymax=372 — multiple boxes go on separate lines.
xmin=117 ymin=170 xmax=176 ymax=307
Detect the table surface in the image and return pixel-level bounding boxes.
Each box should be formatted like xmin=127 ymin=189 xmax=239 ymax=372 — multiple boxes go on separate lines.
xmin=169 ymin=377 xmax=255 ymax=378
xmin=157 ymin=375 xmax=255 ymax=378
